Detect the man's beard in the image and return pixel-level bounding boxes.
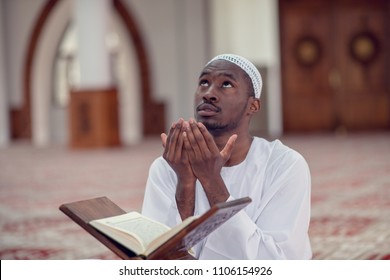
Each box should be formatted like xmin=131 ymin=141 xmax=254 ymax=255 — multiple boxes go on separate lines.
xmin=202 ymin=121 xmax=230 ymax=137
xmin=198 ymin=102 xmax=247 ymax=137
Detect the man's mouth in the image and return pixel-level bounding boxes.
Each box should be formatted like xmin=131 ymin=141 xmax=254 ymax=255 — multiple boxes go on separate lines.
xmin=196 ymin=103 xmax=220 ymax=117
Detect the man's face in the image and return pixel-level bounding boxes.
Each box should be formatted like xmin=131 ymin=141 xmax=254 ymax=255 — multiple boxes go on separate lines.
xmin=194 ymin=60 xmax=253 ymax=135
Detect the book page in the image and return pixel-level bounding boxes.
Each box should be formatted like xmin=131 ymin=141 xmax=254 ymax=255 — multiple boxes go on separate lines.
xmin=110 ymin=216 xmax=169 ymax=247
xmin=90 ymin=212 xmax=170 ymax=253
xmin=144 ymin=216 xmax=197 ymax=255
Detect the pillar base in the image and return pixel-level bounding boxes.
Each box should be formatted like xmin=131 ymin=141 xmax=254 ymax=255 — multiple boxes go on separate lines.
xmin=69 ymin=88 xmax=120 ymax=148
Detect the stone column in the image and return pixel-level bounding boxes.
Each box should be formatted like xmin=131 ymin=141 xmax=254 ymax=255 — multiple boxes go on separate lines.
xmin=0 ymin=0 xmax=10 ymax=147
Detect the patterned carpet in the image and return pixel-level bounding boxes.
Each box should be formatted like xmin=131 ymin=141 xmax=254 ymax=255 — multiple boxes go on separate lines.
xmin=0 ymin=132 xmax=389 ymax=260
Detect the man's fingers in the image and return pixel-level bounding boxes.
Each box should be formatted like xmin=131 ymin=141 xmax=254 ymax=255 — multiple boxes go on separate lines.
xmin=197 ymin=122 xmax=220 ymax=154
xmin=163 ymin=119 xmax=183 ymax=160
xmin=186 ymin=120 xmax=203 ymax=157
xmin=183 ymin=131 xmax=195 ymax=158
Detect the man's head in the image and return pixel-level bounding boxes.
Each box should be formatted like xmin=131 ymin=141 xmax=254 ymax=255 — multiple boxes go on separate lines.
xmin=207 ymin=54 xmax=262 ymax=99
xmin=194 ymin=54 xmax=261 ymax=136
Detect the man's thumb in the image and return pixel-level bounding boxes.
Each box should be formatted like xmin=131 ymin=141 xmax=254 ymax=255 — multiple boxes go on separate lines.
xmin=220 ymin=134 xmax=238 ymax=161
xmin=161 ymin=133 xmax=168 ymax=148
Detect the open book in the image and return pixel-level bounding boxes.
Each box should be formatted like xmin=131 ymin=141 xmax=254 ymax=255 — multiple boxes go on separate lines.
xmin=90 ymin=197 xmax=251 ymax=259
xmin=60 ymin=196 xmax=251 ymax=259
xmin=89 ymin=212 xmax=195 ymax=258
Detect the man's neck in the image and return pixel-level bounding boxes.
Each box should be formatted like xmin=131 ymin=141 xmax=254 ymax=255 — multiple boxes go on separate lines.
xmin=214 ymin=133 xmax=254 ymax=167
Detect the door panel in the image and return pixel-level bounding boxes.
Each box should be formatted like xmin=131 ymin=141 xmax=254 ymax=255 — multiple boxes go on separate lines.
xmin=334 ymin=0 xmax=390 ymax=130
xmin=280 ymin=0 xmax=335 ymax=131
xmin=280 ymin=0 xmax=390 ymax=132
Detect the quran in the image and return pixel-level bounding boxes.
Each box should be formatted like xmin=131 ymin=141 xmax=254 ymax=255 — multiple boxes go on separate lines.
xmin=60 ymin=196 xmax=251 ymax=260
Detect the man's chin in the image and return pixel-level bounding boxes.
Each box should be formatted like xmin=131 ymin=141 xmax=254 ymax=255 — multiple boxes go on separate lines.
xmin=202 ymin=121 xmax=228 ymax=134
xmin=195 ymin=115 xmax=226 ymax=130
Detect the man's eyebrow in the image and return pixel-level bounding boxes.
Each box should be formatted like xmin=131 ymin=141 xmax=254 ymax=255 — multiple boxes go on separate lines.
xmin=199 ymin=70 xmax=210 ymax=79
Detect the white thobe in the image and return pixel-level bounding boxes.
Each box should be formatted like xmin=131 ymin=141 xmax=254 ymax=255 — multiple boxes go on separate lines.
xmin=141 ymin=137 xmax=312 ymax=259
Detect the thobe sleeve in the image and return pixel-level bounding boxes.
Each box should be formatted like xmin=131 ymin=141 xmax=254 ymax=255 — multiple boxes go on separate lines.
xmin=199 ymin=153 xmax=312 ymax=259
xmin=141 ymin=158 xmax=182 ymax=228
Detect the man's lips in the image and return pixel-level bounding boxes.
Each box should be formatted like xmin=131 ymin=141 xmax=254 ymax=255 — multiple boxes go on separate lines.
xmin=196 ymin=103 xmax=220 ymax=117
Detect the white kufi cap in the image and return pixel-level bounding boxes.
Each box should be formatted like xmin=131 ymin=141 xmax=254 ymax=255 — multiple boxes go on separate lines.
xmin=207 ymin=54 xmax=262 ymax=99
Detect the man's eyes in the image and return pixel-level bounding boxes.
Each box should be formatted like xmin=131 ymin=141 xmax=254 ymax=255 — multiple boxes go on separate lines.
xmin=221 ymin=81 xmax=233 ymax=88
xmin=199 ymin=80 xmax=233 ymax=88
xmin=199 ymin=80 xmax=209 ymax=86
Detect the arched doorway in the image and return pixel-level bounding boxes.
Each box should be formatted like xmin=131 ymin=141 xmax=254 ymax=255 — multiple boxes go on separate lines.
xmin=15 ymin=0 xmax=165 ymax=145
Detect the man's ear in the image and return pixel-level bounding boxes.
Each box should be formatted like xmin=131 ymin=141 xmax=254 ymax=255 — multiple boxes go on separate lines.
xmin=249 ymin=99 xmax=260 ymax=114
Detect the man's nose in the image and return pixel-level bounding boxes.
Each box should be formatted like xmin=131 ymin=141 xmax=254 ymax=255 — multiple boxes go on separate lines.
xmin=202 ymin=86 xmax=218 ymax=102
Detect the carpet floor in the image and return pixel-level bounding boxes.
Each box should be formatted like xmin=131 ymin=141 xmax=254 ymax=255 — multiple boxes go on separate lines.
xmin=0 ymin=132 xmax=389 ymax=259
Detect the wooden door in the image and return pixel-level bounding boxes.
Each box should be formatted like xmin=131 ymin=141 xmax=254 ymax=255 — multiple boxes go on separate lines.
xmin=279 ymin=0 xmax=390 ymax=132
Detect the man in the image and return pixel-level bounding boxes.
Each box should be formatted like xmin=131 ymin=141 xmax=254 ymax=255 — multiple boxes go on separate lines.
xmin=142 ymin=54 xmax=312 ymax=259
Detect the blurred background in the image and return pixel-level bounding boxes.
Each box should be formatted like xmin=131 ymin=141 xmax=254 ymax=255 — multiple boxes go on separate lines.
xmin=0 ymin=0 xmax=389 ymax=259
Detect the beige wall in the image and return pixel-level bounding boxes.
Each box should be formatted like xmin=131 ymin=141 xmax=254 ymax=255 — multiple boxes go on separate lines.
xmin=211 ymin=0 xmax=279 ymax=65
